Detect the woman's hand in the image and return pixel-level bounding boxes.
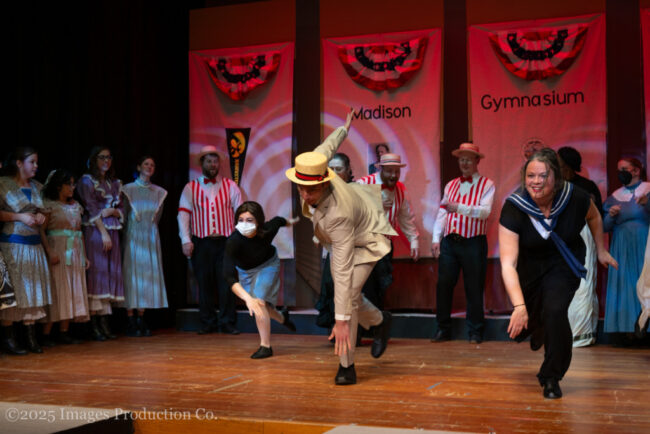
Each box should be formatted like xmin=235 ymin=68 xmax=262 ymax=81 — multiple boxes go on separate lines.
xmin=608 ymin=205 xmax=621 ymax=217
xmin=507 ymin=305 xmax=529 ymax=339
xmin=34 ymin=213 xmax=46 ymax=225
xmin=101 ymin=208 xmax=120 ymax=219
xmin=100 ymin=231 xmax=113 ymax=252
xmin=285 ymin=216 xmax=300 ymax=226
xmin=597 ymin=249 xmax=619 ymax=270
xmin=48 ymin=254 xmax=60 ymax=266
xmin=245 ymin=297 xmax=266 ymax=318
xmin=18 ymin=213 xmax=37 ymax=226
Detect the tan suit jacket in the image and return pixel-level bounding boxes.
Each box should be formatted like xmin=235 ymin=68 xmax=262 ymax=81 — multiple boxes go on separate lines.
xmin=301 ymin=127 xmax=397 ymax=319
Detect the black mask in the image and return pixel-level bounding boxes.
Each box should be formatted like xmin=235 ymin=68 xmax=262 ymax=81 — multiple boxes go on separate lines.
xmin=617 ymin=170 xmax=632 ymax=185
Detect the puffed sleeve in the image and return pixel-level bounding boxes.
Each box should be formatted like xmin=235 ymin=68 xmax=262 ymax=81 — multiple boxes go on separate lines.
xmin=77 ymin=175 xmax=103 ymax=224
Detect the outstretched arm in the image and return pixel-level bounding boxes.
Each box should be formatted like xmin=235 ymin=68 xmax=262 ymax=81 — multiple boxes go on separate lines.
xmin=314 ymin=108 xmax=354 ymax=162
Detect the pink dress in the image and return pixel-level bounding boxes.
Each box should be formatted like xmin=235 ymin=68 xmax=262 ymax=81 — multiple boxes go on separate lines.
xmin=44 ymin=200 xmax=90 ymax=322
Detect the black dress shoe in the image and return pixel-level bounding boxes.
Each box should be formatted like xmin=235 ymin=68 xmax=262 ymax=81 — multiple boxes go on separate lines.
xmin=543 ymin=379 xmax=562 ymax=399
xmin=197 ymin=324 xmax=218 ymax=335
xmin=250 ymin=346 xmax=273 ymax=359
xmin=371 ymin=311 xmax=392 ymax=358
xmin=280 ymin=308 xmax=296 ymax=332
xmin=220 ymin=324 xmax=240 ymax=335
xmin=334 ymin=363 xmax=356 ymax=385
xmin=431 ymin=330 xmax=451 ymax=342
xmin=57 ymin=331 xmax=82 ymax=345
xmin=469 ymin=334 xmax=483 ymax=344
xmin=530 ymin=327 xmax=544 ymax=351
xmin=40 ymin=334 xmax=57 ymax=348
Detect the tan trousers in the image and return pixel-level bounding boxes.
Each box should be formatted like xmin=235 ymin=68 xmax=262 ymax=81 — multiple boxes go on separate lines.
xmin=339 ymin=262 xmax=384 ymax=368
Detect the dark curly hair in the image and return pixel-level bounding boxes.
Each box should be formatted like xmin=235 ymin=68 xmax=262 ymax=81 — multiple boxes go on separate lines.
xmin=42 ymin=169 xmax=75 ymax=201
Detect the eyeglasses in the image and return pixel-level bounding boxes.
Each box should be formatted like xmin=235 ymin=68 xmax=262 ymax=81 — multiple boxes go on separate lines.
xmin=97 ymin=155 xmax=113 ymax=161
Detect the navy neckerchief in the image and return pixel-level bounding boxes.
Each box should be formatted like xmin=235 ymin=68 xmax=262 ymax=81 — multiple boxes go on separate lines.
xmin=506 ymin=181 xmax=587 ymax=279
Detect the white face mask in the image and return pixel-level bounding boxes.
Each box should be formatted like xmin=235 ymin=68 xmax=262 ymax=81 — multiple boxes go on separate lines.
xmin=235 ymin=221 xmax=256 ymax=237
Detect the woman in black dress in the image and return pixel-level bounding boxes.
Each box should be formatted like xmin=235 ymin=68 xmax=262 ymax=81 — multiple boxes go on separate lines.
xmin=498 ymin=148 xmax=617 ymax=399
xmin=224 ymin=201 xmax=297 ymax=359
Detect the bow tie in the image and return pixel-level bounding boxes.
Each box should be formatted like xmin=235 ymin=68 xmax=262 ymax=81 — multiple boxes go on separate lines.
xmin=204 ymin=177 xmax=217 ymax=184
xmin=460 ymin=176 xmax=473 ymax=183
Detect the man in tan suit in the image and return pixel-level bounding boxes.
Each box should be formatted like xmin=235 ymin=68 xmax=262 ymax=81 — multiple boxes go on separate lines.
xmin=286 ymin=110 xmax=395 ymax=385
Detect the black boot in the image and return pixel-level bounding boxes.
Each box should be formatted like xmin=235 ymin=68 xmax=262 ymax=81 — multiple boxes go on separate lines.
xmin=40 ymin=333 xmax=57 ymax=348
xmin=90 ymin=316 xmax=107 ymax=341
xmin=1 ymin=325 xmax=27 ymax=355
xmin=125 ymin=316 xmax=141 ymax=337
xmin=25 ymin=324 xmax=43 ymax=354
xmin=99 ymin=315 xmax=116 ymax=339
xmin=137 ymin=315 xmax=151 ymax=337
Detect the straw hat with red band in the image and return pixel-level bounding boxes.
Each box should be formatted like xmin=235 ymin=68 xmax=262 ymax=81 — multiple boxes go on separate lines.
xmin=377 ymin=153 xmax=406 ymax=167
xmin=451 ymin=142 xmax=484 ymax=159
xmin=196 ymin=145 xmax=226 ymax=164
xmin=285 ymin=151 xmax=337 ymax=185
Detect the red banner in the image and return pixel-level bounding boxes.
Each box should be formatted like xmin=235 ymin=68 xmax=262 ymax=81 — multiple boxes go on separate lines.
xmin=470 ymin=14 xmax=607 ymax=257
xmin=324 ymin=29 xmax=442 ymax=258
xmin=189 ymin=42 xmax=295 ymax=258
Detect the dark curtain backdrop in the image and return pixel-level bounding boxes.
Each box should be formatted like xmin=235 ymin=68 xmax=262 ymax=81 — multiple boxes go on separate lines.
xmin=7 ymin=1 xmax=205 ymax=327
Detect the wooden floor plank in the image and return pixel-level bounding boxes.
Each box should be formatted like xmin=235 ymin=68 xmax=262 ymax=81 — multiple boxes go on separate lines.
xmin=0 ymin=331 xmax=648 ymax=433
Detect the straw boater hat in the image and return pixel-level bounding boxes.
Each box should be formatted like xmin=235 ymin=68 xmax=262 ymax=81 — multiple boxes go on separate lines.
xmin=285 ymin=152 xmax=336 ymax=185
xmin=377 ymin=153 xmax=406 ymax=167
xmin=196 ymin=145 xmax=225 ymax=164
xmin=451 ymin=142 xmax=485 ymax=159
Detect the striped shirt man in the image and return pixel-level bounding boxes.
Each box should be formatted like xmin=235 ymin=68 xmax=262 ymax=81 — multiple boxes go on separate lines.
xmin=432 ymin=172 xmax=495 ymax=242
xmin=356 ymin=172 xmax=419 ymax=251
xmin=177 ymin=175 xmax=241 ymax=244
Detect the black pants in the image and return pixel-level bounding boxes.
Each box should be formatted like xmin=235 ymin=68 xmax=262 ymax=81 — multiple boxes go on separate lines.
xmin=519 ymin=266 xmax=579 ymax=383
xmin=436 ymin=234 xmax=487 ymax=337
xmin=191 ymin=236 xmax=236 ymax=328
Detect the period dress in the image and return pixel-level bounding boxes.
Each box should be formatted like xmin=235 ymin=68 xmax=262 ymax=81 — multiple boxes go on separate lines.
xmin=122 ymin=179 xmax=168 ymax=309
xmin=44 ymin=199 xmax=90 ymax=322
xmin=77 ymin=174 xmax=125 ymax=311
xmin=0 ymin=177 xmax=51 ymax=321
xmin=603 ymin=181 xmax=650 ymax=333
xmin=0 ymin=252 xmax=17 ymax=310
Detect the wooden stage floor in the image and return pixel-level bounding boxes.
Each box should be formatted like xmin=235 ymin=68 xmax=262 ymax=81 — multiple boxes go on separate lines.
xmin=0 ymin=330 xmax=649 ymax=433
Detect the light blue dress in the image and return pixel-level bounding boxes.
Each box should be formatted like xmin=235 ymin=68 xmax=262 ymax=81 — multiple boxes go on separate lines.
xmin=603 ymin=181 xmax=650 ymax=333
xmin=122 ymin=179 xmax=168 ymax=309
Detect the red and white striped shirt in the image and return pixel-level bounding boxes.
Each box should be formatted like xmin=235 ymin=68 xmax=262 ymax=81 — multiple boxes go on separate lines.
xmin=432 ymin=173 xmax=495 ymax=242
xmin=177 ymin=175 xmax=242 ymax=243
xmin=356 ymin=172 xmax=419 ymax=249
